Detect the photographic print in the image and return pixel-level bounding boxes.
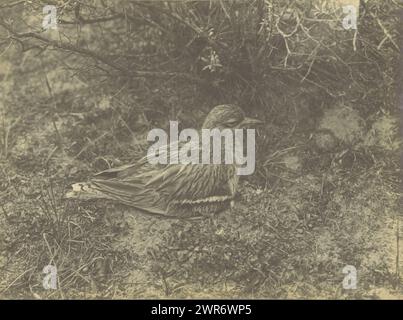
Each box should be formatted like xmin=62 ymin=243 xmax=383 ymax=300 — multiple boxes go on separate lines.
xmin=0 ymin=0 xmax=401 ymax=300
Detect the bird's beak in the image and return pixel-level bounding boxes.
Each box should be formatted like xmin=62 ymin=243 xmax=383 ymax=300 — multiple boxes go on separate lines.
xmin=239 ymin=117 xmax=264 ymax=127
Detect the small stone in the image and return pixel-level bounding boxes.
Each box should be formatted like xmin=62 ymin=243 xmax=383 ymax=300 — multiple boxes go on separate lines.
xmin=283 ymin=155 xmax=302 ymax=171
xmin=318 ymin=105 xmax=365 ymax=146
xmin=314 ymin=131 xmax=337 ymax=152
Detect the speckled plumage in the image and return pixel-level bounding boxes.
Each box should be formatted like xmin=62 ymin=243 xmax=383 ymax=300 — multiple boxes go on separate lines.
xmin=66 ymin=105 xmax=260 ymax=218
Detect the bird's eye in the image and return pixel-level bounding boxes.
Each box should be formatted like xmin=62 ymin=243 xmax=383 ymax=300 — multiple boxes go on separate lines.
xmin=225 ymin=119 xmax=239 ymax=127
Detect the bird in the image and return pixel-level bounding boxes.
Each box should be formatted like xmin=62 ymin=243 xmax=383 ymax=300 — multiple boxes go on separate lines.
xmin=65 ymin=104 xmax=262 ymax=218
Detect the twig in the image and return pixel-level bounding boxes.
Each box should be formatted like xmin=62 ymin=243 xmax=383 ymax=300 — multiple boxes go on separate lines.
xmin=59 ymin=14 xmax=121 ymax=25
xmin=2 ymin=116 xmax=21 ymax=159
xmin=0 ymin=17 xmax=209 ymax=86
xmin=371 ymin=13 xmax=399 ymax=51
xmin=74 ymin=131 xmax=110 ymax=159
xmin=0 ymin=0 xmax=25 ymax=10
xmin=130 ymin=1 xmax=226 ymax=51
xmin=0 ymin=267 xmax=36 ymax=294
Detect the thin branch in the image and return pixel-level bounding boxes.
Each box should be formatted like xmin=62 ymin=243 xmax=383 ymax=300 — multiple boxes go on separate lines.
xmin=0 ymin=0 xmax=25 ymax=10
xmin=130 ymin=1 xmax=227 ymax=50
xmin=0 ymin=17 xmax=209 ymax=86
xmin=371 ymin=13 xmax=399 ymax=51
xmin=59 ymin=14 xmax=122 ymax=25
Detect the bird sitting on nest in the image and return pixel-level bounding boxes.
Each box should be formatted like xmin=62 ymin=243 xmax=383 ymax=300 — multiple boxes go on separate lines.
xmin=65 ymin=104 xmax=262 ymax=218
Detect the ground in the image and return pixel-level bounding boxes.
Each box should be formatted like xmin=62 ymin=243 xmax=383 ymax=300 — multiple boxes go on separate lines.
xmin=0 ymin=0 xmax=401 ymax=299
xmin=0 ymin=48 xmax=401 ymax=299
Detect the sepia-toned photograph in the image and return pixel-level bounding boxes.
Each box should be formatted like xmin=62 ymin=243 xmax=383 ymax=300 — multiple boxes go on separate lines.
xmin=0 ymin=0 xmax=401 ymax=301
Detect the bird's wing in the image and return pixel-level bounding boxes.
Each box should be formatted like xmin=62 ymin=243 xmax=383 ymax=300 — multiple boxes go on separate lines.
xmin=93 ymin=140 xmax=184 ymax=180
xmin=71 ymin=140 xmax=235 ymax=216
xmin=90 ymin=163 xmax=221 ymax=215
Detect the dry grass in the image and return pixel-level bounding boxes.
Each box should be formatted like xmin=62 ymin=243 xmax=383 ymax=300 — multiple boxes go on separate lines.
xmin=0 ymin=0 xmax=401 ymax=299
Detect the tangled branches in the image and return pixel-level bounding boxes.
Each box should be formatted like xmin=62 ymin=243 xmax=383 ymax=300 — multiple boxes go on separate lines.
xmin=0 ymin=0 xmax=400 ymax=113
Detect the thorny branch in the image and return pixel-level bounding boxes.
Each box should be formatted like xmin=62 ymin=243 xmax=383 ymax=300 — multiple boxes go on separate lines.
xmin=0 ymin=15 xmax=210 ymax=86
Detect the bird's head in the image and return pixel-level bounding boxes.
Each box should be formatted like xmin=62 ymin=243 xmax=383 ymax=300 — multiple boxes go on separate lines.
xmin=202 ymin=104 xmax=263 ymax=130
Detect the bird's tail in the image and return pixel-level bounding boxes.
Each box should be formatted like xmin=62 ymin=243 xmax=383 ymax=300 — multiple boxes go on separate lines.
xmin=64 ymin=181 xmax=115 ymax=200
xmin=65 ymin=180 xmax=167 ymax=215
